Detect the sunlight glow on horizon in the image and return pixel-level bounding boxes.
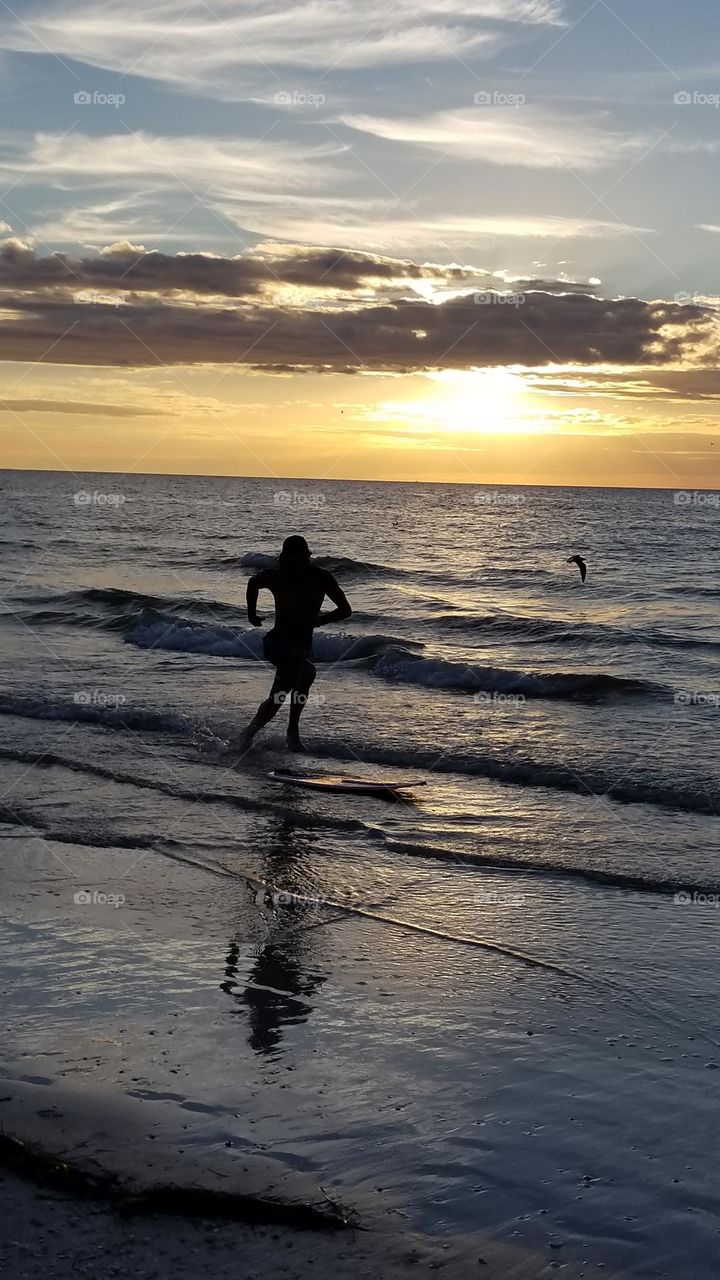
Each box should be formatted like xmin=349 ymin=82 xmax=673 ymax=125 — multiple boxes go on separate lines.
xmin=368 ymin=369 xmax=561 ymax=439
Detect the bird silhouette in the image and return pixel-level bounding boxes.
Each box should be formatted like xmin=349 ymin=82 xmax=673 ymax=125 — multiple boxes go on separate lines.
xmin=567 ymin=554 xmax=587 ymax=582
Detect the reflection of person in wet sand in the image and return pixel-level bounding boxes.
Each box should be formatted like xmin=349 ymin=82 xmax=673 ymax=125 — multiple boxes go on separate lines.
xmin=238 ymin=535 xmax=352 ymax=753
xmin=221 ymin=820 xmax=327 ymax=1056
xmin=224 ymin=935 xmax=326 ymax=1057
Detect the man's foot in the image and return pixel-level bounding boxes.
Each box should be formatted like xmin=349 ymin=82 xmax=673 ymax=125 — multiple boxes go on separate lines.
xmin=231 ymin=727 xmax=257 ymax=755
xmin=286 ymin=734 xmax=308 ymax=753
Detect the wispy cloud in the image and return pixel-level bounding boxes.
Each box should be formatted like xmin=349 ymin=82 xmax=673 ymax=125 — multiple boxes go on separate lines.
xmin=0 ymin=126 xmax=653 ymax=257
xmin=342 ymin=106 xmax=651 ymax=170
xmin=0 ymin=130 xmax=338 ymax=194
xmin=524 ymin=367 xmax=720 ymax=402
xmin=216 ymin=209 xmax=655 ymax=253
xmin=0 ymin=129 xmax=344 ymax=248
xmin=0 ymin=0 xmax=564 ymax=98
xmin=0 ymin=397 xmax=167 ymax=415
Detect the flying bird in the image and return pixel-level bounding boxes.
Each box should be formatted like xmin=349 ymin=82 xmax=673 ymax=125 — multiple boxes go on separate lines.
xmin=567 ymin=555 xmax=587 ymax=583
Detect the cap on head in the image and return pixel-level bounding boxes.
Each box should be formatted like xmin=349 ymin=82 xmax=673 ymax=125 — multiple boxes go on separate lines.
xmin=279 ymin=534 xmax=311 ymax=566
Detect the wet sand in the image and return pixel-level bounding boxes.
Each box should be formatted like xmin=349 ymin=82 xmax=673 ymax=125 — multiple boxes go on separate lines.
xmin=0 ymin=1171 xmax=490 ymax=1280
xmin=2 ymin=822 xmax=720 ymax=1277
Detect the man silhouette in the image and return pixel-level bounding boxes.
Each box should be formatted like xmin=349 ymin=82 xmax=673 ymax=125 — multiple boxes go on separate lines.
xmin=238 ymin=535 xmax=352 ymax=752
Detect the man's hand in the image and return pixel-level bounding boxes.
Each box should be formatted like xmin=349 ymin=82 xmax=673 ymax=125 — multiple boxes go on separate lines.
xmin=246 ymin=574 xmax=264 ymax=628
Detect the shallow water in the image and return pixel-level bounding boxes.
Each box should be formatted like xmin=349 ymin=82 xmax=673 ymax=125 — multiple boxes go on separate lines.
xmin=2 ymin=470 xmax=720 ymax=1274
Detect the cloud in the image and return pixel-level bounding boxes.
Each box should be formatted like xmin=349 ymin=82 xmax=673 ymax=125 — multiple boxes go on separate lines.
xmin=342 ymin=106 xmax=651 ymax=170
xmin=215 ymin=209 xmax=654 ymax=253
xmin=0 ymin=398 xmax=166 ymax=415
xmin=29 ymin=196 xmax=184 ymax=249
xmin=0 ymin=0 xmax=564 ymax=98
xmin=524 ymin=367 xmax=720 ymax=402
xmin=0 ymin=239 xmax=592 ymax=303
xmin=0 ymin=261 xmax=712 ymax=372
xmin=0 ymin=131 xmax=337 ymax=197
xmin=0 ymin=130 xmax=653 ymax=259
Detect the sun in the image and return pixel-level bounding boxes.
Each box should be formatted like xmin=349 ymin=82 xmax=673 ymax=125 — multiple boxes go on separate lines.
xmin=370 ymin=368 xmax=542 ymax=438
xmin=363 ymin=367 xmax=557 ymax=446
xmin=421 ymin=368 xmax=539 ymax=435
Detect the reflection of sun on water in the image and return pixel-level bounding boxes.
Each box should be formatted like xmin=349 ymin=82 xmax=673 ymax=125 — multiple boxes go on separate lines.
xmin=373 ymin=369 xmax=550 ymax=440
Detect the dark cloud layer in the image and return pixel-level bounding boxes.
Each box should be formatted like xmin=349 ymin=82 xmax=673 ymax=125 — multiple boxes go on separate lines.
xmin=0 ymin=239 xmax=485 ymax=298
xmin=0 ymin=241 xmax=714 ymax=372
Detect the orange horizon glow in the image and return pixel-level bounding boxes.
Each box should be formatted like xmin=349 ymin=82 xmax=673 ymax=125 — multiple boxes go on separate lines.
xmin=1 ymin=361 xmax=718 ymax=491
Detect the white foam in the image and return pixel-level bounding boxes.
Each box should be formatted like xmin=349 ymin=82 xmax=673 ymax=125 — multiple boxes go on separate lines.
xmin=126 ymin=612 xmax=407 ymax=662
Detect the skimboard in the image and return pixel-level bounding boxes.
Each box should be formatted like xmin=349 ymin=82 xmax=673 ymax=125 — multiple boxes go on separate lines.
xmin=268 ymin=769 xmax=425 ymax=799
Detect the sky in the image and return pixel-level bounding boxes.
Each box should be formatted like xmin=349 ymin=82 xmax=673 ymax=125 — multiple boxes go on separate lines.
xmin=0 ymin=0 xmax=719 ymax=487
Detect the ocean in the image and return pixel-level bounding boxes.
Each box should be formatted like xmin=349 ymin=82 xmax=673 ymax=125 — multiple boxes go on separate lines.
xmin=2 ymin=469 xmax=720 ymax=1275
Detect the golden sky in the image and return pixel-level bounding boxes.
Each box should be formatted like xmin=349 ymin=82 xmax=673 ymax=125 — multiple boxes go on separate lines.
xmin=1 ymin=0 xmax=720 ymax=488
xmin=2 ymin=356 xmax=718 ymax=489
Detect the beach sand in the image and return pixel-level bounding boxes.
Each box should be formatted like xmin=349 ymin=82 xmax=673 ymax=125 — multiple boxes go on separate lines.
xmin=2 ymin=818 xmax=719 ymax=1278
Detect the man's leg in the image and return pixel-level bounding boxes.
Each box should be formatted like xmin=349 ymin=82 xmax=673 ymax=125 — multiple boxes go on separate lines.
xmin=286 ymin=659 xmax=316 ymax=752
xmin=238 ymin=671 xmax=289 ymax=750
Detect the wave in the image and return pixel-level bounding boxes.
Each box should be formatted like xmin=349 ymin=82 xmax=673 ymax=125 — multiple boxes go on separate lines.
xmin=433 ymin=609 xmax=720 ymax=652
xmin=231 ymin=554 xmax=580 ymax=590
xmin=0 ymin=744 xmax=370 ymax=837
xmin=126 ymin=609 xmax=417 ymax=661
xmin=201 ymin=551 xmax=406 ymax=578
xmin=0 ymin=538 xmax=39 ymax=550
xmin=0 ymin=700 xmax=713 ymax=820
xmin=307 ymin=737 xmax=720 ymax=817
xmin=669 ymin=585 xmax=720 ymax=599
xmin=0 ymin=777 xmax=589 ymax=980
xmin=379 ymin=835 xmax=719 ymax=899
xmin=371 ymin=645 xmax=657 ymax=699
xmin=124 ymin=613 xmax=651 ymax=700
xmin=1 ymin=742 xmax=718 ymax=898
xmin=9 ymin=587 xmax=247 ymax=631
xmin=0 ymin=692 xmax=189 ymax=733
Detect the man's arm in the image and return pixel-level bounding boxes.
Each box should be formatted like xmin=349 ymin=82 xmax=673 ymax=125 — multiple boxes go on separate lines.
xmin=315 ymin=572 xmax=352 ymax=627
xmin=246 ymin=572 xmax=268 ymax=626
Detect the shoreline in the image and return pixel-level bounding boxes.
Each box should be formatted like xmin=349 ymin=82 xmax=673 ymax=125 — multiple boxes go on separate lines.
xmin=0 ymin=1075 xmax=351 ymax=1233
xmin=0 ymin=1173 xmax=501 ymax=1280
xmin=0 ymin=1075 xmax=527 ymax=1280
